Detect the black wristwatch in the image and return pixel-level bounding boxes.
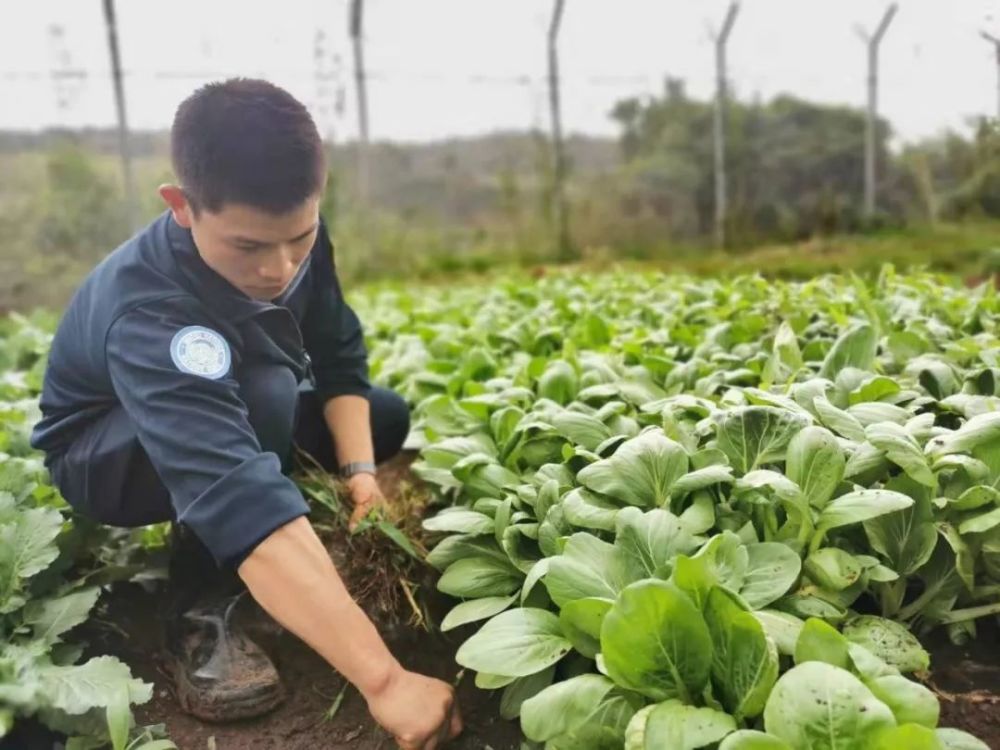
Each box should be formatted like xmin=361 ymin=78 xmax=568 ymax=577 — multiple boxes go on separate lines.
xmin=340 ymin=461 xmax=377 ymax=478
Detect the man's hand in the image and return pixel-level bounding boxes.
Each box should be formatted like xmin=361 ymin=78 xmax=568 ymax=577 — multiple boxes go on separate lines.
xmin=347 ymin=471 xmax=387 ymax=531
xmin=239 ymin=518 xmax=464 ymax=748
xmin=366 ymin=667 xmax=463 ymax=750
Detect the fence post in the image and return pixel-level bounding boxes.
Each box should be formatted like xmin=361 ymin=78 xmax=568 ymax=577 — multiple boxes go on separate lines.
xmin=101 ymin=0 xmax=139 ymax=232
xmin=548 ymin=0 xmax=572 ymax=261
xmin=857 ymin=4 xmax=898 ymax=221
xmin=712 ymin=2 xmax=739 ymax=249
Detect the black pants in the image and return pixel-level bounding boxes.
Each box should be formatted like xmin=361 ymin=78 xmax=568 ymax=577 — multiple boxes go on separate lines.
xmin=50 ymin=368 xmax=411 ymax=530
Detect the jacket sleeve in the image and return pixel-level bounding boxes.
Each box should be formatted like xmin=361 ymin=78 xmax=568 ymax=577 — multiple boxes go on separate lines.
xmin=300 ymin=225 xmax=371 ymax=403
xmin=105 ymin=300 xmax=309 ymax=567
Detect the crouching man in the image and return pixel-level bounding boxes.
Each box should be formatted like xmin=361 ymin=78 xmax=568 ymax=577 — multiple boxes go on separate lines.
xmin=30 ymin=78 xmax=461 ymax=750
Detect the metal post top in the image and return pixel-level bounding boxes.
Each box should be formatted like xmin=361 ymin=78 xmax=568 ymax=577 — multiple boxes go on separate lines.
xmin=855 ymin=3 xmax=898 ymax=47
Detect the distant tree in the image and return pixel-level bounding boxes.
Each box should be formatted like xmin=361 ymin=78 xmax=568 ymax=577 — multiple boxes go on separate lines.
xmin=610 ymin=80 xmax=902 ymax=244
xmin=940 ymin=120 xmax=1000 ymax=219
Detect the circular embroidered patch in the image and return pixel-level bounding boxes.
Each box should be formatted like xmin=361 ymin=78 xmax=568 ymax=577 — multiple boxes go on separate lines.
xmin=169 ymin=326 xmax=231 ymax=380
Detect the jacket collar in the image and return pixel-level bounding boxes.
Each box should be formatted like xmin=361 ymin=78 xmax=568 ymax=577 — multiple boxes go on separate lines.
xmin=163 ymin=212 xmax=311 ymax=323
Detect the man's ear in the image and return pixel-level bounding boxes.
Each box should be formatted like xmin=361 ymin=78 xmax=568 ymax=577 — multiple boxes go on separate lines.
xmin=158 ymin=184 xmax=194 ymax=228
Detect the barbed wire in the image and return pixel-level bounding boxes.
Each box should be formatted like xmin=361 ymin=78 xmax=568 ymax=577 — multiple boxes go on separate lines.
xmin=0 ymin=68 xmax=658 ymax=87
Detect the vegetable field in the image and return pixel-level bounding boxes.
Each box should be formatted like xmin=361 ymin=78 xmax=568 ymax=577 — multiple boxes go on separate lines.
xmin=373 ymin=269 xmax=1000 ymax=750
xmin=5 ymin=268 xmax=1000 ymax=748
xmin=0 ymin=312 xmax=169 ymax=750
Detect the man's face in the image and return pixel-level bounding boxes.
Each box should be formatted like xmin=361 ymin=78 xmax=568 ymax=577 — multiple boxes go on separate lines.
xmin=166 ymin=189 xmax=321 ymax=301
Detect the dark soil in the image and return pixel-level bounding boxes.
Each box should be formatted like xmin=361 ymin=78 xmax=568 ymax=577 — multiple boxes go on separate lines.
xmin=926 ymin=621 xmax=1000 ymax=749
xmin=75 ymin=454 xmax=520 ymax=750
xmin=84 ymin=584 xmax=521 ymax=750
xmin=83 ymin=451 xmax=521 ymax=750
xmin=304 ymin=450 xmax=433 ymax=633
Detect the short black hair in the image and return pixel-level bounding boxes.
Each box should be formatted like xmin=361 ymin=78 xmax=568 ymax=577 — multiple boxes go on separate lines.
xmin=170 ymin=78 xmax=326 ymax=214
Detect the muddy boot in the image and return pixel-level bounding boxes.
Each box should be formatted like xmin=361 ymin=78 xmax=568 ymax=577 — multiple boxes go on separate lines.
xmin=166 ymin=592 xmax=285 ymax=722
xmin=165 ymin=526 xmax=285 ymax=722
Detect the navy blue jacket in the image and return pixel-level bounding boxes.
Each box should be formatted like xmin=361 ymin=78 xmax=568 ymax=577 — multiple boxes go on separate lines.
xmin=31 ymin=212 xmax=370 ymax=566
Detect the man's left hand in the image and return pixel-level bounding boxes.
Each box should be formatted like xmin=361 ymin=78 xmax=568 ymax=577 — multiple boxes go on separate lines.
xmin=346 ymin=472 xmax=387 ymax=531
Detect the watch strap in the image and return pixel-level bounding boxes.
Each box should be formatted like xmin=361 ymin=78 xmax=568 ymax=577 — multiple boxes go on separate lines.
xmin=340 ymin=460 xmax=377 ymax=478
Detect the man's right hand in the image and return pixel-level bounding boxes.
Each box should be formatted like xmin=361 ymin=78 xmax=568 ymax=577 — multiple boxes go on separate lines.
xmin=238 ymin=519 xmax=463 ymax=749
xmin=365 ymin=668 xmax=463 ymax=750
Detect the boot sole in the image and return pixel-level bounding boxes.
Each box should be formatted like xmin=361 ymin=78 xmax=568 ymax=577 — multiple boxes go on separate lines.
xmin=170 ymin=659 xmax=287 ymax=723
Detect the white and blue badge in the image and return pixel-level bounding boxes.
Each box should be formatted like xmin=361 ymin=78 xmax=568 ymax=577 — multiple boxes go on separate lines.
xmin=169 ymin=326 xmax=231 ymax=380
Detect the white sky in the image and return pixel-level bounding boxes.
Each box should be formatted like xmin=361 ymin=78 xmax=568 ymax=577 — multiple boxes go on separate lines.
xmin=1 ymin=0 xmax=998 ymax=145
